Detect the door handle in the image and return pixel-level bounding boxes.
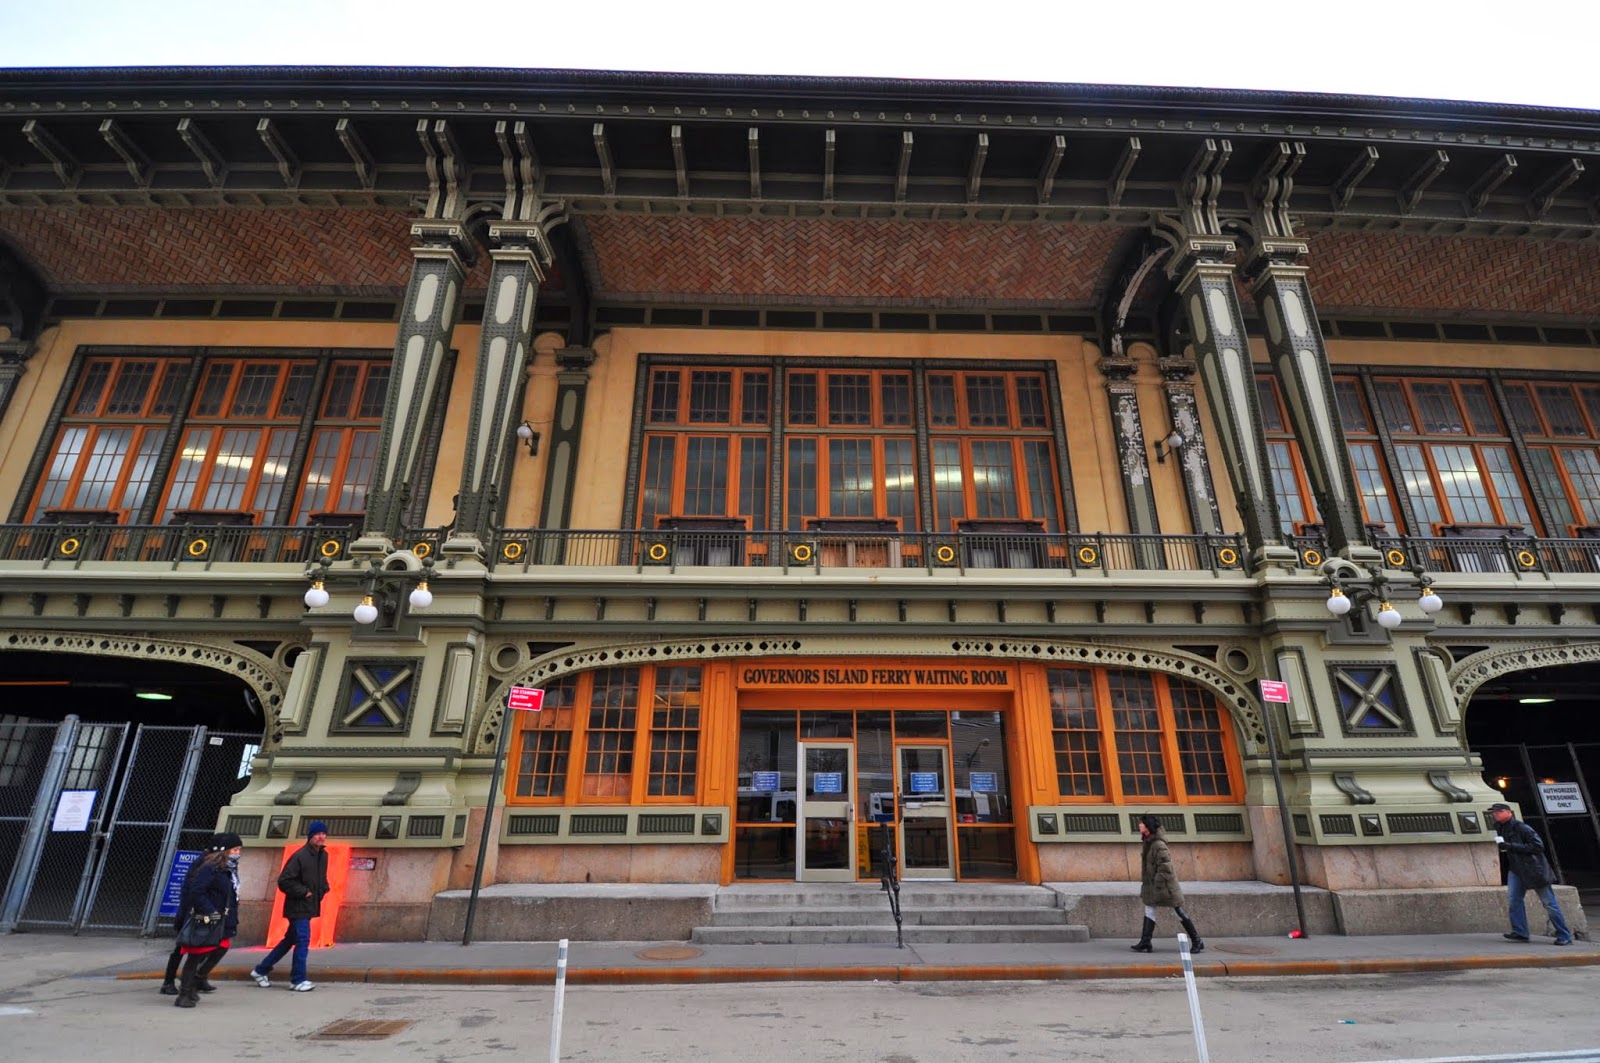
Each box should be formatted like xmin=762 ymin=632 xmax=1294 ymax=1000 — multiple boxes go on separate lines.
xmin=844 ymin=802 xmax=853 ymax=821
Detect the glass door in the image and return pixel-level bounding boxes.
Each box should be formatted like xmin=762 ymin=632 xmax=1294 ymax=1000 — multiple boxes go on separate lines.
xmin=796 ymin=741 xmax=855 ymax=882
xmin=896 ymin=744 xmax=955 ymax=880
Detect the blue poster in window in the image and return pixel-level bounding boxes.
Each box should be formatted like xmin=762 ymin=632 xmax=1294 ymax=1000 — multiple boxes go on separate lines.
xmin=812 ymin=772 xmax=843 ymax=794
xmin=158 ymin=850 xmax=202 ymax=918
xmin=751 ymin=771 xmax=781 ymax=792
xmin=969 ymin=772 xmax=998 ymax=793
xmin=909 ymin=772 xmax=939 ymax=793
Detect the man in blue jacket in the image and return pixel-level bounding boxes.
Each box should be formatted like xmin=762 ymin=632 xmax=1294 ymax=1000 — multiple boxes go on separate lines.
xmin=1490 ymin=802 xmax=1573 ymax=946
xmin=249 ymin=820 xmax=331 ymax=991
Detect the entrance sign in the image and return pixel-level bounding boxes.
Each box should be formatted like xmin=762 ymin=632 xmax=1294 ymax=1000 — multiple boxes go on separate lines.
xmin=751 ymin=771 xmax=781 ymax=792
xmin=969 ymin=771 xmax=998 ymax=793
xmin=909 ymin=772 xmax=939 ymax=794
xmin=1537 ymin=782 xmax=1588 ymax=814
xmin=51 ymin=790 xmax=96 ymax=832
xmin=508 ymin=686 xmax=545 ymax=712
xmin=812 ymin=772 xmax=843 ymax=794
xmin=158 ymin=850 xmax=202 ymax=918
xmin=1259 ymin=679 xmax=1290 ymax=704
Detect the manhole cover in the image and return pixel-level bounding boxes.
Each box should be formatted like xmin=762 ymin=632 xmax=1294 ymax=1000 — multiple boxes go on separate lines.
xmin=308 ymin=1019 xmax=415 ymax=1040
xmin=635 ymin=945 xmax=704 ymax=961
xmin=1211 ymin=943 xmax=1280 ymax=957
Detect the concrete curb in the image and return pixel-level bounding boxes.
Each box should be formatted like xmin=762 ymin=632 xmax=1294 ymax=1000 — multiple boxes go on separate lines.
xmin=115 ymin=951 xmax=1600 ymax=986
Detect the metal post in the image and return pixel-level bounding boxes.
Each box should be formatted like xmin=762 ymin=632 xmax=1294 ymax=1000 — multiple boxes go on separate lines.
xmin=462 ymin=698 xmax=515 ymax=946
xmin=1516 ymin=743 xmax=1564 ymax=883
xmin=1259 ymin=696 xmax=1309 ymax=937
xmin=140 ymin=726 xmax=209 ymax=935
xmin=548 ymin=937 xmax=569 ymax=1063
xmin=1177 ymin=932 xmax=1211 ymax=1063
xmin=1 ymin=715 xmax=79 ymax=932
xmin=1566 ymin=743 xmax=1600 ymax=884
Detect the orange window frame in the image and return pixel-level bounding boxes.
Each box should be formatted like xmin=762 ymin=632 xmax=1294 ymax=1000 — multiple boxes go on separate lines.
xmin=507 ymin=665 xmax=704 ymax=806
xmin=1047 ymin=668 xmax=1244 ymax=805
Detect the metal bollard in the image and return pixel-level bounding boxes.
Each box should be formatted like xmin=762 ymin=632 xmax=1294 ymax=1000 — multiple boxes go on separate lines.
xmin=1177 ymin=932 xmax=1210 ymax=1063
xmin=548 ymin=938 xmax=569 ymax=1063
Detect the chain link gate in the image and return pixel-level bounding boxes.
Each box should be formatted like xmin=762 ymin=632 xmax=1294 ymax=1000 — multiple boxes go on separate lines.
xmin=0 ymin=716 xmax=259 ymax=934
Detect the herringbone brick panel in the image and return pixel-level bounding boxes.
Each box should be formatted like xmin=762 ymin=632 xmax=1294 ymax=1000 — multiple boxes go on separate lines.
xmin=584 ymin=216 xmax=1129 ymax=304
xmin=1307 ymin=230 xmax=1600 ymax=319
xmin=0 ymin=206 xmax=494 ymax=294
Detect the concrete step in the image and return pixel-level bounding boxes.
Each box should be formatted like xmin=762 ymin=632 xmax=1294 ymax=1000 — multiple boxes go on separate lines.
xmin=690 ymin=923 xmax=1091 ymax=945
xmin=710 ymin=905 xmax=1069 ymax=927
xmin=714 ymin=884 xmax=1059 ymax=910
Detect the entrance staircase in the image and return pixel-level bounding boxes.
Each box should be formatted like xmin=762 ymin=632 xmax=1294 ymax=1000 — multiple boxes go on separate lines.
xmin=691 ymin=882 xmax=1090 ymax=945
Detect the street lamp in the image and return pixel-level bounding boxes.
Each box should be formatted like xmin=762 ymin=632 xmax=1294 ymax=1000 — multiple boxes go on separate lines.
xmin=303 ymin=554 xmax=436 ymax=626
xmin=1323 ymin=568 xmax=1442 ymax=630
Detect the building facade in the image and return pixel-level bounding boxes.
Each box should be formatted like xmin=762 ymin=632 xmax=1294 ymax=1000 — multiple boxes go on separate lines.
xmin=1 ymin=67 xmax=1597 ymax=940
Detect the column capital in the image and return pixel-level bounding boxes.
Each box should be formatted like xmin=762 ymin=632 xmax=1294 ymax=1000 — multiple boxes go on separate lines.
xmin=0 ymin=337 xmax=36 ymax=370
xmin=1245 ymin=238 xmax=1311 ymax=284
xmin=487 ymin=220 xmax=555 ymax=267
xmin=409 ymin=219 xmax=474 ymax=263
xmin=555 ymin=345 xmax=597 ymax=373
xmin=1166 ymin=234 xmax=1236 ymax=283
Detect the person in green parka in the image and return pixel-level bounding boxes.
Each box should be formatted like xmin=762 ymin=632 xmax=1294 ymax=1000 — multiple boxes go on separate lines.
xmin=1130 ymin=813 xmax=1205 ymax=953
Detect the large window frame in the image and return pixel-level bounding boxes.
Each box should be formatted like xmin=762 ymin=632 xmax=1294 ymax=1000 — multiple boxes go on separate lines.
xmin=1046 ymin=667 xmax=1242 ymax=805
xmin=508 ymin=664 xmax=705 ymax=806
xmin=20 ymin=348 xmax=442 ymax=528
xmin=634 ymin=359 xmax=1067 ymax=535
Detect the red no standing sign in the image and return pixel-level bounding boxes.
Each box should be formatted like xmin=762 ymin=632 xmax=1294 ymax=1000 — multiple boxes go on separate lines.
xmin=1259 ymin=679 xmax=1290 ymax=704
xmin=507 ymin=686 xmax=545 ymax=712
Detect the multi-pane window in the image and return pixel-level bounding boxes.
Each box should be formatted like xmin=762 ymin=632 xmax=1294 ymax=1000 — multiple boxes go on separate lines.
xmin=1257 ymin=378 xmax=1319 ymax=534
xmin=1509 ymin=381 xmax=1600 ymax=533
xmin=1372 ymin=378 xmax=1535 ymax=533
xmin=508 ymin=665 xmax=704 ymax=805
xmin=30 ymin=353 xmax=399 ymax=527
xmin=639 ymin=363 xmax=1064 ymax=535
xmin=1046 ymin=667 xmax=1239 ymax=803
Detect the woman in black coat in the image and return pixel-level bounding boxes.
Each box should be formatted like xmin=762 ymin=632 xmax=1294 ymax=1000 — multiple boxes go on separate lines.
xmin=173 ymin=832 xmax=242 ymax=1008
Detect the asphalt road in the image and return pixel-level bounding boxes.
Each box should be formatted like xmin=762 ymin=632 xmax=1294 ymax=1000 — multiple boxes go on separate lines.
xmin=1 ymin=945 xmax=1598 ymax=1063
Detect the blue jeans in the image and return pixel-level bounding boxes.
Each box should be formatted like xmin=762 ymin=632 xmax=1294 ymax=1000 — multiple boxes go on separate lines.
xmin=255 ymin=917 xmax=312 ymax=984
xmin=1507 ymin=870 xmax=1572 ymax=943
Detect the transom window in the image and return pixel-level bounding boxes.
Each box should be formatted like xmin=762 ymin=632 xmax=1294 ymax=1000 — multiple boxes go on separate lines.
xmin=1047 ymin=667 xmax=1240 ymax=803
xmin=510 ymin=665 xmax=703 ymax=804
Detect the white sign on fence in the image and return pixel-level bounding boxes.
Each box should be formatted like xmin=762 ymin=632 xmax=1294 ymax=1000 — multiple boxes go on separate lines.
xmin=1537 ymin=782 xmax=1588 ymax=814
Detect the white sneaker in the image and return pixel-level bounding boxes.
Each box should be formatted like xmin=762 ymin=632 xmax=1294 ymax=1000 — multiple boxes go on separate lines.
xmin=290 ymin=980 xmax=315 ymax=992
xmin=249 ymin=970 xmax=271 ymax=988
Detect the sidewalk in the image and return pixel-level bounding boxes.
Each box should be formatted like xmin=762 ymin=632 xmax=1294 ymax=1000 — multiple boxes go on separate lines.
xmin=87 ymin=931 xmax=1600 ymax=987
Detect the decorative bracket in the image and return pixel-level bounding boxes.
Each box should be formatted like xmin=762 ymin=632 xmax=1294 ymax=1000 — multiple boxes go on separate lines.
xmin=1425 ymin=770 xmax=1473 ymax=803
xmin=1332 ymin=771 xmax=1376 ymax=805
xmin=273 ymin=771 xmax=318 ymax=806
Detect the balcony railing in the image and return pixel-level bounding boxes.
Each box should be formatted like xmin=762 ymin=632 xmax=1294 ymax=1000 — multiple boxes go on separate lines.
xmin=0 ymin=522 xmax=361 ymax=569
xmin=487 ymin=528 xmax=1250 ymax=574
xmin=3 ymin=520 xmax=1597 ymax=579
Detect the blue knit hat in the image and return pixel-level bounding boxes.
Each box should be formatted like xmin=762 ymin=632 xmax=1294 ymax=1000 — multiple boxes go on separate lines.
xmin=307 ymin=820 xmax=329 ymax=837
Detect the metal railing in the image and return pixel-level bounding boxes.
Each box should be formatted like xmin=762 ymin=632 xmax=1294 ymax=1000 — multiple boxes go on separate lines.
xmin=487 ymin=528 xmax=1252 ymax=575
xmin=0 ymin=522 xmax=360 ymax=569
xmin=4 ymin=519 xmax=1600 ymax=581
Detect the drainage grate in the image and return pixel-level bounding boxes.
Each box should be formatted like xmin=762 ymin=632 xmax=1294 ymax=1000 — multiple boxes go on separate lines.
xmin=308 ymin=1019 xmax=414 ymax=1040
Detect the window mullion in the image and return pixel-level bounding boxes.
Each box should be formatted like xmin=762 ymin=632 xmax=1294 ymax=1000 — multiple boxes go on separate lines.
xmin=1095 ymin=670 xmax=1124 ymax=804
xmin=1157 ymin=678 xmax=1192 ymax=805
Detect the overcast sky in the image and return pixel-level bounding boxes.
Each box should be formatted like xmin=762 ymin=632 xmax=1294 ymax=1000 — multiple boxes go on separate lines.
xmin=1 ymin=1 xmax=1597 ymax=112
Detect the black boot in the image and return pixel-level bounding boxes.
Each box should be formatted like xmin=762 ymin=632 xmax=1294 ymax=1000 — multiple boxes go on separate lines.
xmin=1176 ymin=907 xmax=1205 ymax=953
xmin=175 ymin=955 xmax=203 ymax=1008
xmin=160 ymin=944 xmax=181 ymax=994
xmin=1130 ymin=916 xmax=1156 ymax=952
xmin=195 ymin=945 xmax=227 ymax=992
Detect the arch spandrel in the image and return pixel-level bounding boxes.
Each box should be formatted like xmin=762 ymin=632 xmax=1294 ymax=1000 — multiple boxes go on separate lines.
xmin=471 ymin=635 xmax=1265 ymax=755
xmin=1448 ymin=641 xmax=1600 ymax=704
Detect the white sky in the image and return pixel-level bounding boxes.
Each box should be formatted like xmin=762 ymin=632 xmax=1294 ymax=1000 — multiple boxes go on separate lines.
xmin=0 ymin=0 xmax=1597 ymax=112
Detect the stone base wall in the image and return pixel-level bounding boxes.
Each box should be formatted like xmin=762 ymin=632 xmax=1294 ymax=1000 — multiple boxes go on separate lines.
xmin=1036 ymin=841 xmax=1255 ymax=883
xmin=1331 ymin=885 xmax=1589 ymax=937
xmin=425 ymin=883 xmax=718 ymax=942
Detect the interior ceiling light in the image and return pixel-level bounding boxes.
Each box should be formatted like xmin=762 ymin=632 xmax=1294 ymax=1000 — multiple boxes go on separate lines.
xmin=135 ymin=689 xmax=174 ymax=701
xmin=1518 ymin=696 xmax=1555 ymax=704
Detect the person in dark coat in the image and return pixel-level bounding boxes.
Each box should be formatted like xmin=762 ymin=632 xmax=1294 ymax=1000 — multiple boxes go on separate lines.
xmin=174 ymin=832 xmax=242 ymax=1008
xmin=1490 ymin=802 xmax=1573 ymax=946
xmin=1130 ymin=813 xmax=1205 ymax=953
xmin=249 ymin=820 xmax=330 ymax=992
xmin=160 ymin=846 xmax=216 ymax=996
